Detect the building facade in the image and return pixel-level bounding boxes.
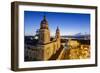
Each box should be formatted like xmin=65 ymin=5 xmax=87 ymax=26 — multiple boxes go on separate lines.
xmin=25 ymin=15 xmax=61 ymax=61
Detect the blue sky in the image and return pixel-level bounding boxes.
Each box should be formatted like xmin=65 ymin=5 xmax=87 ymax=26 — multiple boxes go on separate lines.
xmin=24 ymin=11 xmax=90 ymax=36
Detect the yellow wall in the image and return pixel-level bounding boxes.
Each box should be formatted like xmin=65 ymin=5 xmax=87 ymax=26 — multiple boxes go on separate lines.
xmin=38 ymin=39 xmax=61 ymax=60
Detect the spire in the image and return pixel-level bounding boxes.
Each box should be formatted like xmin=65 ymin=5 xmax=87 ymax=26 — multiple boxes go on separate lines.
xmin=40 ymin=14 xmax=49 ymax=29
xmin=41 ymin=14 xmax=47 ymax=23
xmin=56 ymin=26 xmax=59 ymax=32
xmin=43 ymin=15 xmax=46 ymax=20
xmin=56 ymin=26 xmax=60 ymax=38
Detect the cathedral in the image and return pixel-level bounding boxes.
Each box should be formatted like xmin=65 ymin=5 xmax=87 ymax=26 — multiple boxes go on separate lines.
xmin=25 ymin=15 xmax=61 ymax=61
xmin=25 ymin=15 xmax=90 ymax=61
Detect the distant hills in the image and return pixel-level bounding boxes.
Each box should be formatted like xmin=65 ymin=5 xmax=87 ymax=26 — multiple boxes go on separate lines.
xmin=25 ymin=32 xmax=90 ymax=40
xmin=61 ymin=33 xmax=90 ymax=40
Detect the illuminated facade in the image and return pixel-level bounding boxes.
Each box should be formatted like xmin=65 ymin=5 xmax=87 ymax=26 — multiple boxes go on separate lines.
xmin=25 ymin=15 xmax=61 ymax=61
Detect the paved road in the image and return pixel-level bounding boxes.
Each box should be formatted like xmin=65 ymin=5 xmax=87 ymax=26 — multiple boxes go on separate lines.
xmin=49 ymin=45 xmax=64 ymax=60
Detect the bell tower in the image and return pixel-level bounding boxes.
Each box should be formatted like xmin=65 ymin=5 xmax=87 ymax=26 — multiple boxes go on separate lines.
xmin=56 ymin=26 xmax=60 ymax=39
xmin=56 ymin=26 xmax=61 ymax=49
xmin=39 ymin=15 xmax=50 ymax=44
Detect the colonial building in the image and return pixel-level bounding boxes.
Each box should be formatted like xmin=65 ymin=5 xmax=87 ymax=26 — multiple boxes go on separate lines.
xmin=25 ymin=15 xmax=61 ymax=61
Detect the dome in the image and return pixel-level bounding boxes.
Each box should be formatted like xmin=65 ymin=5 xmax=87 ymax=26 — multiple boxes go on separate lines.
xmin=41 ymin=16 xmax=48 ymax=24
xmin=40 ymin=15 xmax=49 ymax=29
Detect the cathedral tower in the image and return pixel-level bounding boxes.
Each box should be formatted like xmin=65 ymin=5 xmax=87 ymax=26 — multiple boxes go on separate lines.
xmin=38 ymin=15 xmax=50 ymax=44
xmin=56 ymin=26 xmax=60 ymax=39
xmin=56 ymin=26 xmax=61 ymax=49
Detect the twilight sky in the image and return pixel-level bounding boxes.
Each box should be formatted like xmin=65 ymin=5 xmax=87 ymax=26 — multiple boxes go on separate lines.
xmin=24 ymin=11 xmax=90 ymax=36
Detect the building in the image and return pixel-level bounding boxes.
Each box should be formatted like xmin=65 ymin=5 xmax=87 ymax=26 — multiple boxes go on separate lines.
xmin=60 ymin=39 xmax=90 ymax=59
xmin=25 ymin=15 xmax=61 ymax=61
